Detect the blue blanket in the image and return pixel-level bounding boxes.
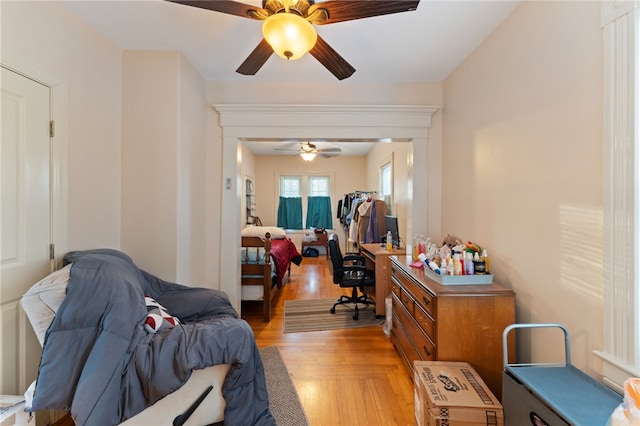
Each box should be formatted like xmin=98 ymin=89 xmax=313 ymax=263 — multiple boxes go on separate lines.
xmin=30 ymin=249 xmax=275 ymax=426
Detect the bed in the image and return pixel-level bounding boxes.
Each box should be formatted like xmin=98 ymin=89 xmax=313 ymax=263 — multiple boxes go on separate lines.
xmin=241 ymin=226 xmax=302 ymax=322
xmin=20 ymin=249 xmax=275 ymax=426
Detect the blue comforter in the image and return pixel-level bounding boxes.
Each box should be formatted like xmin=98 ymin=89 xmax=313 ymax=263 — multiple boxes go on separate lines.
xmin=30 ymin=249 xmax=275 ymax=426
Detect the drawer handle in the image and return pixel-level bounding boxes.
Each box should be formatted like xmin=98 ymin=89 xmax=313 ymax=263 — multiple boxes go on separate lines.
xmin=423 ymin=346 xmax=431 ymax=357
xmin=422 ymin=296 xmax=430 ymax=306
xmin=402 ymin=297 xmax=411 ymax=306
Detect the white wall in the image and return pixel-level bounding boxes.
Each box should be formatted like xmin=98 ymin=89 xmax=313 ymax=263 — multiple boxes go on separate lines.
xmin=121 ymin=51 xmax=208 ymax=284
xmin=121 ymin=51 xmax=180 ymax=280
xmin=1 ymin=1 xmax=122 ymax=252
xmin=443 ymin=1 xmax=603 ymax=375
xmin=177 ymin=54 xmax=208 ymax=285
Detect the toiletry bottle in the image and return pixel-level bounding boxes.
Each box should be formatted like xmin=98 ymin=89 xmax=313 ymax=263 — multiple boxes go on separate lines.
xmin=465 ymin=252 xmax=474 ymax=275
xmin=453 ymin=253 xmax=462 ymax=275
xmin=428 ymin=260 xmax=441 ymax=274
xmin=386 ymin=230 xmax=393 ymax=251
xmin=413 ymin=235 xmax=420 ymax=261
xmin=440 ymin=258 xmax=447 ymax=275
xmin=481 ymin=249 xmax=490 ymax=273
xmin=473 ymin=252 xmax=486 ymax=274
xmin=447 ymin=256 xmax=454 ymax=276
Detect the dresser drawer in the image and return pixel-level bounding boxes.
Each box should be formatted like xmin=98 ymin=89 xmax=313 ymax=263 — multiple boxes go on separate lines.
xmin=391 ymin=265 xmax=435 ymax=317
xmin=414 ymin=303 xmax=435 ymax=341
xmin=405 ymin=316 xmax=435 ymax=360
xmin=391 ymin=292 xmax=413 ymax=331
xmin=390 ymin=281 xmax=402 ymax=299
xmin=392 ymin=293 xmax=435 ymax=361
xmin=391 ymin=277 xmax=414 ymax=313
xmin=391 ymin=315 xmax=420 ymax=374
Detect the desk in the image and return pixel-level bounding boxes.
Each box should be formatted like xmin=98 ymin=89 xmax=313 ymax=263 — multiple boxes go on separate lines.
xmin=301 ymin=232 xmax=329 ymax=258
xmin=359 ymin=243 xmax=406 ymax=316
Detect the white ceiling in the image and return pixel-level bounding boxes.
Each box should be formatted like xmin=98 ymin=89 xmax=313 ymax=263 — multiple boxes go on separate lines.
xmin=59 ymin=0 xmax=519 ymax=155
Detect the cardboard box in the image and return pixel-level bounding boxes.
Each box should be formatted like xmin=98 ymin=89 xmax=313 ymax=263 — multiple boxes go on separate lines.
xmin=414 ymin=361 xmax=503 ymax=426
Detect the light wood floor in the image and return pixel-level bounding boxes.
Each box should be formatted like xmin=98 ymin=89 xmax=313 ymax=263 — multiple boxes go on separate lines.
xmin=241 ymin=256 xmax=415 ymax=426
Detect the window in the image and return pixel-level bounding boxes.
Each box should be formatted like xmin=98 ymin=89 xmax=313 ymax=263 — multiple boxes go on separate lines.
xmin=277 ymin=175 xmax=333 ymax=229
xmin=596 ymin=2 xmax=640 ymax=393
xmin=380 ymin=160 xmax=392 ymax=215
xmin=306 ymin=176 xmax=332 ymax=229
xmin=308 ymin=176 xmax=329 ymax=196
xmin=280 ymin=176 xmax=301 ymax=198
xmin=277 ymin=176 xmax=303 ymax=229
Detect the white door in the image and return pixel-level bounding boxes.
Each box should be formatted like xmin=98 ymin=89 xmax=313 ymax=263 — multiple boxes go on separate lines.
xmin=1 ymin=66 xmax=52 ymax=395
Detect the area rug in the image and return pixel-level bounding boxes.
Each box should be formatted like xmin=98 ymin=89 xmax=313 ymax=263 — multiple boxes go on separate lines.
xmin=259 ymin=346 xmax=309 ymax=426
xmin=283 ymin=298 xmax=383 ymax=333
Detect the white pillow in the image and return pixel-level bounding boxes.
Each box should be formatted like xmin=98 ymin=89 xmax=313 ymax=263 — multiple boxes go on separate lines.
xmin=21 ymin=264 xmax=72 ymax=346
xmin=241 ymin=226 xmax=286 ymax=239
xmin=23 ymin=264 xmax=71 ymax=310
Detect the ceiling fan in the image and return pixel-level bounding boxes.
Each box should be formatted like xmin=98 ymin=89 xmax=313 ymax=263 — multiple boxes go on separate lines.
xmin=167 ymin=0 xmax=420 ymax=80
xmin=275 ymin=142 xmax=342 ymax=160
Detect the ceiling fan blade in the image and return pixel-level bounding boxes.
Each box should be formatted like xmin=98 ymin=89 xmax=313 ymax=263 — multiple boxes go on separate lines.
xmin=166 ymin=0 xmax=267 ymax=20
xmin=317 ymin=148 xmax=342 ymax=153
xmin=308 ymin=0 xmax=419 ymax=25
xmin=309 ymin=36 xmax=355 ymax=80
xmin=236 ymin=39 xmax=273 ymax=75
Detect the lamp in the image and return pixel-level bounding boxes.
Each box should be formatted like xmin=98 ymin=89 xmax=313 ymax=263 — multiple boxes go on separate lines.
xmin=300 ymin=151 xmax=316 ymax=161
xmin=262 ymin=12 xmax=317 ymax=60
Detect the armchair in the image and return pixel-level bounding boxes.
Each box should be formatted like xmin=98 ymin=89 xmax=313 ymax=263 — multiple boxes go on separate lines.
xmin=327 ymin=233 xmax=375 ymax=320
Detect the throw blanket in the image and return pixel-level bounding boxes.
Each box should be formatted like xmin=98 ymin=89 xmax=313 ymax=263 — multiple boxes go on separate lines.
xmin=30 ymin=249 xmax=275 ymax=426
xmin=270 ymin=238 xmax=302 ymax=288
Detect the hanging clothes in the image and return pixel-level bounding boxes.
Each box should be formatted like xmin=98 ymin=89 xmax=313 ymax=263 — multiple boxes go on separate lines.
xmin=356 ymin=198 xmax=373 ymax=244
xmin=348 ymin=198 xmax=364 ymax=243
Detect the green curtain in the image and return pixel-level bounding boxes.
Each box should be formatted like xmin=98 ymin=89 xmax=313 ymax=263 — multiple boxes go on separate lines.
xmin=306 ymin=196 xmax=333 ymax=229
xmin=277 ymin=197 xmax=303 ymax=229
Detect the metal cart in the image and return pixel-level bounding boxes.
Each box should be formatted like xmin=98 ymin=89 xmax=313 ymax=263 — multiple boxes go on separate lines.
xmin=502 ymin=323 xmax=622 ymax=426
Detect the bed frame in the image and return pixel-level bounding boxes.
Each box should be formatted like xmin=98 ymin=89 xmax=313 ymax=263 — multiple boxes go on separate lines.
xmin=241 ymin=232 xmax=283 ymax=322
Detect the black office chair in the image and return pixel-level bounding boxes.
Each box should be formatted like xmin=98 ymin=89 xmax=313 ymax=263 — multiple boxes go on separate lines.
xmin=327 ymin=233 xmax=375 ymax=320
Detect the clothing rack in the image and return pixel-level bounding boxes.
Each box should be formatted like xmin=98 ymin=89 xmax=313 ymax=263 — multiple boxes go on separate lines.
xmin=337 ymin=190 xmax=378 ymax=253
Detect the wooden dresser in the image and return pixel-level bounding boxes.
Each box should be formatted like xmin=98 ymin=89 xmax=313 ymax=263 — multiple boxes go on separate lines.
xmin=389 ymin=256 xmax=515 ymax=399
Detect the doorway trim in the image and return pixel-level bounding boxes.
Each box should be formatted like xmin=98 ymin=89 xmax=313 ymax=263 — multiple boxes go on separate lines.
xmin=214 ymin=104 xmax=438 ymax=312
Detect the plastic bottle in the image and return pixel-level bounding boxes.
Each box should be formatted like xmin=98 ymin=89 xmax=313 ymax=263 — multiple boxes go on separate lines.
xmin=465 ymin=252 xmax=475 ymax=275
xmin=386 ymin=230 xmax=393 ymax=251
xmin=473 ymin=251 xmax=486 ymax=275
xmin=412 ymin=235 xmax=420 ymax=261
xmin=481 ymin=249 xmax=491 ymax=273
xmin=428 ymin=260 xmax=441 ymax=275
xmin=453 ymin=253 xmax=462 ymax=275
xmin=440 ymin=258 xmax=447 ymax=275
xmin=446 ymin=256 xmax=454 ymax=276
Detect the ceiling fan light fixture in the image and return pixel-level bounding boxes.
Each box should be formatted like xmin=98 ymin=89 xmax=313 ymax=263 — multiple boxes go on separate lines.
xmin=262 ymin=13 xmax=317 ymax=60
xmin=300 ymin=151 xmax=316 ymax=161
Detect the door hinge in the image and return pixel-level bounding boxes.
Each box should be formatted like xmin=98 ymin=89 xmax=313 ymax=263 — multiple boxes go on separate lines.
xmin=49 ymin=120 xmax=55 ymax=137
xmin=49 ymin=244 xmax=55 ymax=260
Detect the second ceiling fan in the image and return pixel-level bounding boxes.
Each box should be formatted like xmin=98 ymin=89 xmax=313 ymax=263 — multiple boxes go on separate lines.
xmin=276 ymin=142 xmax=342 ymax=160
xmin=167 ymin=0 xmax=420 ymax=80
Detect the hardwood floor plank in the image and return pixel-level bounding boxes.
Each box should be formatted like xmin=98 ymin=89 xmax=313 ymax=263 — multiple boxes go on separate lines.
xmin=243 ymin=256 xmax=415 ymax=426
